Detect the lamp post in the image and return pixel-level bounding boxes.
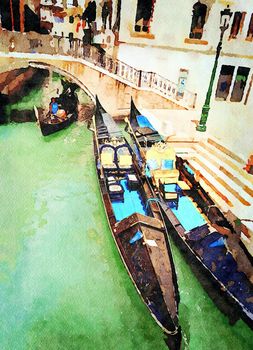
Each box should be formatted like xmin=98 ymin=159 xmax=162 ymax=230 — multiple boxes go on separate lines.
xmin=196 ymin=6 xmax=232 ymax=132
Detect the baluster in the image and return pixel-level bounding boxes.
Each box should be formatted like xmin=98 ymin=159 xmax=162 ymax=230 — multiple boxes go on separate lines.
xmin=125 ymin=65 xmax=129 ymax=80
xmin=163 ymin=81 xmax=166 ymax=94
xmin=118 ymin=62 xmax=122 ymax=77
xmin=149 ymin=72 xmax=153 ymax=88
xmin=130 ymin=68 xmax=133 ymax=82
xmin=167 ymin=82 xmax=172 ymax=96
xmin=172 ymin=83 xmax=176 ymax=98
xmin=143 ymin=72 xmax=147 ymax=87
xmin=135 ymin=70 xmax=139 ymax=86
xmin=159 ymin=78 xmax=163 ymax=91
xmin=115 ymin=61 xmax=118 ymax=75
xmin=138 ymin=70 xmax=142 ymax=87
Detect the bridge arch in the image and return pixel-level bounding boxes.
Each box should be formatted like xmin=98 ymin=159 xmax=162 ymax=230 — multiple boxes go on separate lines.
xmin=28 ymin=61 xmax=96 ymax=104
xmin=0 ymin=54 xmax=184 ymax=117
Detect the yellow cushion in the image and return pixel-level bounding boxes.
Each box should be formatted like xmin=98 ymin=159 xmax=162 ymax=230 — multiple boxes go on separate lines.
xmin=164 ymin=193 xmax=178 ymax=200
xmin=101 ymin=152 xmax=113 ymax=165
xmin=119 ymin=154 xmax=132 ymax=167
xmin=146 ymin=144 xmax=176 ymax=168
xmin=151 ymin=169 xmax=179 ymax=187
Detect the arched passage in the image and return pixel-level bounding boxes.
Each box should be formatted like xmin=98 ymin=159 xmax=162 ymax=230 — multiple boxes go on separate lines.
xmin=28 ymin=60 xmax=96 ymax=104
xmin=0 ymin=60 xmax=95 ymax=124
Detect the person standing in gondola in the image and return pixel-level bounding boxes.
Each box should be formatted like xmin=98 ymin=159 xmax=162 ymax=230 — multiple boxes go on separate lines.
xmin=49 ymin=98 xmax=59 ymax=115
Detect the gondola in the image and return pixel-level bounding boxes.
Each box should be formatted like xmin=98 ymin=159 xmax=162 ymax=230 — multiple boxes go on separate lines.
xmin=34 ymin=86 xmax=78 ymax=137
xmin=128 ymin=98 xmax=164 ymax=147
xmin=34 ymin=104 xmax=76 ymax=137
xmin=93 ymin=96 xmax=181 ymax=349
xmin=126 ymin=98 xmax=253 ymax=330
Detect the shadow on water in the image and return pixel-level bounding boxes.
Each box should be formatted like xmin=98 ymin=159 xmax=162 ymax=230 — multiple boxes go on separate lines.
xmin=179 ymin=304 xmax=191 ymax=350
xmin=40 ymin=122 xmax=77 ymax=142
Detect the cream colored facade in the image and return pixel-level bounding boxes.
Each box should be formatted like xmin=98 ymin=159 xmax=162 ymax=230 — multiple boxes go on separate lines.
xmin=49 ymin=0 xmax=118 ymax=46
xmin=118 ymin=0 xmax=253 ymax=160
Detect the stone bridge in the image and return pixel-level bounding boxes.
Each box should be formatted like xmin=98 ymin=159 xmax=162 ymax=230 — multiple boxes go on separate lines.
xmin=0 ymin=52 xmax=187 ymax=118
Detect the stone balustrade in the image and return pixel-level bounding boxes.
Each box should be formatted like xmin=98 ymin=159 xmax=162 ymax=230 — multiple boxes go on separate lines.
xmin=0 ymin=28 xmax=197 ymax=109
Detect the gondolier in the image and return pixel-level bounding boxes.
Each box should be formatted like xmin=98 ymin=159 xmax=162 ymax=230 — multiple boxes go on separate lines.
xmin=49 ymin=98 xmax=59 ymax=115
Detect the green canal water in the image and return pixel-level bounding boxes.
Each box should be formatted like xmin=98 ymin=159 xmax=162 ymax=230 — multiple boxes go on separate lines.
xmin=0 ymin=123 xmax=252 ymax=350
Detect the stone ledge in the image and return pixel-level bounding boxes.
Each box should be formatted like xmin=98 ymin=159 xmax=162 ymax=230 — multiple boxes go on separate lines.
xmin=184 ymin=38 xmax=208 ymax=45
xmin=192 ymin=156 xmax=251 ymax=206
xmin=194 ymin=145 xmax=253 ymax=197
xmin=131 ymin=32 xmax=155 ymax=40
xmin=197 ymin=140 xmax=253 ymax=185
xmin=208 ymin=138 xmax=246 ymax=164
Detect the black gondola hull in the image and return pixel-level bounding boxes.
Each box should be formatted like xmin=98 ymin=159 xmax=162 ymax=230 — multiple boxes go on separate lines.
xmin=128 ymin=98 xmax=253 ymax=330
xmin=40 ymin=113 xmax=76 ymax=136
xmin=94 ymin=96 xmax=181 ymax=349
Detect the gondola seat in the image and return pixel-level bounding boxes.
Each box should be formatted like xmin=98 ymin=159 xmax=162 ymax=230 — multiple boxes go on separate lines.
xmin=127 ymin=174 xmax=139 ymax=191
xmin=152 ymin=169 xmax=180 ymax=188
xmin=100 ymin=145 xmax=117 ymax=173
xmin=159 ymin=182 xmax=179 ymax=209
xmin=136 ymin=126 xmax=158 ymax=137
xmin=106 ymin=176 xmax=117 ymax=186
xmin=116 ymin=145 xmax=133 ymax=173
xmin=108 ymin=182 xmax=124 ymax=202
xmin=146 ymin=143 xmax=179 ymax=187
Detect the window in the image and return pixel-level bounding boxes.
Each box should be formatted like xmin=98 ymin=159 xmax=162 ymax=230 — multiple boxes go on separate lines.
xmin=230 ymin=66 xmax=250 ymax=102
xmin=215 ymin=65 xmax=235 ymax=101
xmin=134 ymin=0 xmax=155 ymax=34
xmin=229 ymin=11 xmax=246 ymax=39
xmin=184 ymin=1 xmax=209 ymax=45
xmin=215 ymin=65 xmax=251 ymax=102
xmin=189 ymin=1 xmax=207 ymax=40
xmin=246 ymin=14 xmax=253 ymax=41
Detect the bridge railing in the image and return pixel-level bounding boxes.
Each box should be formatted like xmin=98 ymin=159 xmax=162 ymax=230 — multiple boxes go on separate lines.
xmin=0 ymin=29 xmax=197 ymax=109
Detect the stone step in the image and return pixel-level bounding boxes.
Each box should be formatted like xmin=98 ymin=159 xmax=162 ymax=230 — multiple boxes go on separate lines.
xmin=165 ymin=141 xmax=197 ymax=158
xmin=187 ymin=139 xmax=253 ymax=258
xmin=207 ymin=138 xmax=246 ymax=164
xmin=192 ymin=156 xmax=251 ymax=206
xmin=174 ymin=147 xmax=196 ymax=157
xmin=189 ymin=157 xmax=252 ymax=210
xmin=200 ymin=139 xmax=253 ymax=185
xmin=194 ymin=143 xmax=253 ymax=196
xmin=188 ymin=160 xmax=233 ymax=209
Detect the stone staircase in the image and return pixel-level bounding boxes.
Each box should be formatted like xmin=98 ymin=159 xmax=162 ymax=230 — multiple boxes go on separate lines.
xmin=167 ymin=138 xmax=253 ymax=255
xmin=192 ymin=139 xmax=253 ymax=210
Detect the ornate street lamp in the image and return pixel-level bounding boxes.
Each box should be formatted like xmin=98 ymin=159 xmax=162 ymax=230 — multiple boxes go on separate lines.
xmin=196 ymin=5 xmax=232 ymax=132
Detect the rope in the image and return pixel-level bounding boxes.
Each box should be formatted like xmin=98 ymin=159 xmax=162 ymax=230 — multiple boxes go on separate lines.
xmin=145 ymin=197 xmax=161 ymax=209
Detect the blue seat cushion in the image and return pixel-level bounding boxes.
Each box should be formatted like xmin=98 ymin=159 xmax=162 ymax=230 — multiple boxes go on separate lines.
xmin=161 ymin=159 xmax=174 ymax=170
xmin=164 ymin=184 xmax=177 ymax=192
xmin=136 ymin=115 xmax=155 ymax=130
xmin=147 ymin=159 xmax=159 ymax=170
